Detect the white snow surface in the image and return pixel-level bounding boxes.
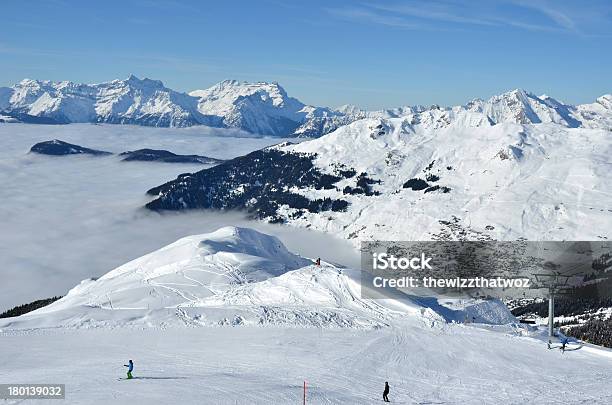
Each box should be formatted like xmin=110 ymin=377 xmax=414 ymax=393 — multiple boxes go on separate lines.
xmin=0 ymin=224 xmax=609 ymax=404
xmin=0 ymin=119 xmax=610 ymax=403
xmin=0 ymin=226 xmax=513 ymax=330
xmin=280 ymin=118 xmax=612 ymax=244
xmin=1 ymin=315 xmax=611 ymax=404
xmin=5 ymin=227 xmax=600 ymax=404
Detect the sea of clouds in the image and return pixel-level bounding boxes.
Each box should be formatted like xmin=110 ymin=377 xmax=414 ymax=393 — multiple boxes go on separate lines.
xmin=0 ymin=124 xmax=359 ymax=312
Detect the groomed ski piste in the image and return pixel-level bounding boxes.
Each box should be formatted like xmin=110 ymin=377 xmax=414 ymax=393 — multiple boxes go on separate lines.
xmin=1 ymin=227 xmax=611 ymax=404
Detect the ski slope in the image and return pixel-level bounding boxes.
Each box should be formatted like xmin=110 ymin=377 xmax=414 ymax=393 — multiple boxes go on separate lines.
xmin=0 ymin=229 xmax=610 ymax=404
xmin=1 ymin=318 xmax=611 ymax=404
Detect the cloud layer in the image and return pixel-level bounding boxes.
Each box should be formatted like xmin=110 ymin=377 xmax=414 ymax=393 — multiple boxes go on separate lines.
xmin=0 ymin=124 xmax=359 ymax=312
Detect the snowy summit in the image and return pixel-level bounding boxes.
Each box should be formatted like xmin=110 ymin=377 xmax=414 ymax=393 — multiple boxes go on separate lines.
xmin=1 ymin=76 xmax=610 ymax=136
xmin=0 ymin=226 xmax=511 ymax=330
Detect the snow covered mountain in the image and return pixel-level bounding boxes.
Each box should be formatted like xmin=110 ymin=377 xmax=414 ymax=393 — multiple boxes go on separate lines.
xmin=1 ymin=76 xmax=610 ymax=135
xmin=292 ymin=88 xmax=612 ymax=135
xmin=147 ymin=119 xmax=612 ymax=244
xmin=333 ymin=89 xmax=612 ymax=132
xmin=0 ymin=226 xmax=512 ymax=329
xmin=189 ymin=79 xmax=342 ymax=136
xmin=0 ymin=76 xmax=343 ymax=135
xmin=1 ymin=75 xmax=203 ymax=127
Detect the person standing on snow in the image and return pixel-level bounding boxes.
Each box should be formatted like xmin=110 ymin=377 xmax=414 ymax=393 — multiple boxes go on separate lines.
xmin=383 ymin=381 xmax=390 ymax=402
xmin=124 ymin=360 xmax=134 ymax=379
xmin=561 ymin=338 xmax=568 ymax=353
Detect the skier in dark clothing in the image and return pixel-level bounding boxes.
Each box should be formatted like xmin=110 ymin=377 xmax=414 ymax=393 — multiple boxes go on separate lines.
xmin=124 ymin=360 xmax=134 ymax=379
xmin=315 ymin=258 xmax=321 ymax=266
xmin=383 ymin=381 xmax=390 ymax=402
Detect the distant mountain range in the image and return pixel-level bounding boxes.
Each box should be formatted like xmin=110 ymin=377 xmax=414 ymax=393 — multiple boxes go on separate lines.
xmin=0 ymin=76 xmax=610 ymax=136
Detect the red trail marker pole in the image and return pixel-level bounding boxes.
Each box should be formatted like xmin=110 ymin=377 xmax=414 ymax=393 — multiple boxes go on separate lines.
xmin=303 ymin=380 xmax=306 ymax=405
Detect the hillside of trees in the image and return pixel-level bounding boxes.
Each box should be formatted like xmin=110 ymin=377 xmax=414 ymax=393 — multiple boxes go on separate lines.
xmin=0 ymin=296 xmax=62 ymax=319
xmin=511 ymin=297 xmax=612 ymax=318
xmin=564 ymin=317 xmax=612 ymax=348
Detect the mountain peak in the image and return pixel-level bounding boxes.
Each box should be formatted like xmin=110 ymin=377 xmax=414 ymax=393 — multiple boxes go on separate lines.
xmin=2 ymin=76 xmax=611 ymax=135
xmin=125 ymin=74 xmax=165 ymax=88
xmin=596 ymin=94 xmax=611 ymax=109
xmin=211 ymin=79 xmax=286 ymax=92
xmin=17 ymin=78 xmax=43 ymax=87
xmin=218 ymin=79 xmax=241 ymax=87
xmin=495 ymin=88 xmax=532 ymax=100
xmin=335 ymin=104 xmax=363 ymax=114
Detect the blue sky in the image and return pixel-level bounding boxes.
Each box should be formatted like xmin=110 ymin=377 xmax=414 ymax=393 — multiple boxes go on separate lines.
xmin=1 ymin=0 xmax=610 ymax=109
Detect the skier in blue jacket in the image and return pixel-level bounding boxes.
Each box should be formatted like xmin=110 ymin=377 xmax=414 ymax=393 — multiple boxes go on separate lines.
xmin=561 ymin=338 xmax=568 ymax=353
xmin=124 ymin=360 xmax=134 ymax=379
